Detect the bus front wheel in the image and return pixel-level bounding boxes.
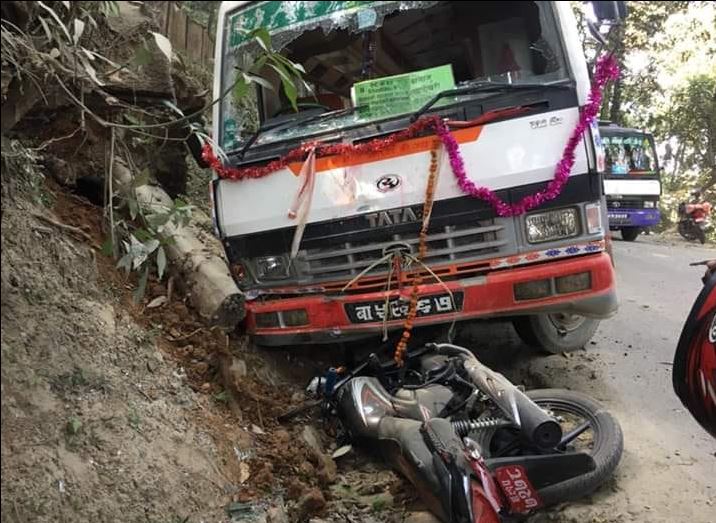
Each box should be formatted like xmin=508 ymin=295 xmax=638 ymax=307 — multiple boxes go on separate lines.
xmin=513 ymin=314 xmax=600 ymax=354
xmin=621 ymin=227 xmax=640 ymax=242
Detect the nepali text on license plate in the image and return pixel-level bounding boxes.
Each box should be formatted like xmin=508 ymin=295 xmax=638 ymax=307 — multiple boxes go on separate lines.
xmin=345 ymin=293 xmax=463 ymax=324
xmin=494 ymin=465 xmax=542 ymax=514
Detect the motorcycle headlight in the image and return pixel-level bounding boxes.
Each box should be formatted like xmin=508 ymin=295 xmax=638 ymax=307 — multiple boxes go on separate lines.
xmin=253 ymin=255 xmax=290 ymax=280
xmin=525 ymin=208 xmax=579 ymax=244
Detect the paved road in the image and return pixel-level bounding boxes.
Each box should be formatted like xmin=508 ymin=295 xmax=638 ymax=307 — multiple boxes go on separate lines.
xmin=598 ymin=237 xmax=715 ymax=482
xmin=548 ymin=237 xmax=716 ymax=521
xmin=464 ymin=236 xmax=716 ymax=522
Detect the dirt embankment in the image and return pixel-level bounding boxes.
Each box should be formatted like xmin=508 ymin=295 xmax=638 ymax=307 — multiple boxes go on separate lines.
xmin=1 ymin=141 xmax=419 ymax=522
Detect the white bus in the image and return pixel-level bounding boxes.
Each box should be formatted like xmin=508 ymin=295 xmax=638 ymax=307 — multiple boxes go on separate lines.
xmin=207 ymin=1 xmax=625 ymax=352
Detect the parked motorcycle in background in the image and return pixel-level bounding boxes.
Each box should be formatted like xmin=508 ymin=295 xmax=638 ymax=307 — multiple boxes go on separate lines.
xmin=678 ymin=190 xmax=712 ymax=244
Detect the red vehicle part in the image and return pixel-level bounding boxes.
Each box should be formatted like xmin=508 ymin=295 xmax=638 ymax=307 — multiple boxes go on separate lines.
xmin=494 ymin=465 xmax=543 ymax=514
xmin=673 ymin=270 xmax=716 ymax=438
xmin=470 ymin=483 xmax=502 ymax=523
xmin=245 ymin=252 xmax=616 ymax=345
xmin=467 ymin=452 xmax=504 ymax=522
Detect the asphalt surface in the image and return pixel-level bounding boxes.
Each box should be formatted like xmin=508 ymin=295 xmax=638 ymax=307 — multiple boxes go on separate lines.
xmin=463 ymin=235 xmax=716 ymax=521
xmin=597 ymin=236 xmax=715 ymax=485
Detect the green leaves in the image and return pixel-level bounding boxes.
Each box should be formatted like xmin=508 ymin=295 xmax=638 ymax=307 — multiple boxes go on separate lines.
xmin=233 ymin=75 xmax=250 ymax=104
xmin=38 ymin=1 xmax=73 ymax=44
xmin=250 ymin=27 xmax=271 ymax=52
xmin=117 ymin=234 xmax=159 ymax=273
xmin=231 ymin=26 xmax=307 ymax=113
xmin=242 ymin=73 xmax=274 ymax=92
xmin=269 ymin=63 xmax=298 ymax=111
xmin=113 ymin=195 xmax=193 ymax=302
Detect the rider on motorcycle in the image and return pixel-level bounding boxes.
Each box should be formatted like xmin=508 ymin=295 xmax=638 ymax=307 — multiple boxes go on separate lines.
xmin=686 ymin=190 xmax=712 ymax=222
xmin=678 ymin=189 xmax=712 ymax=244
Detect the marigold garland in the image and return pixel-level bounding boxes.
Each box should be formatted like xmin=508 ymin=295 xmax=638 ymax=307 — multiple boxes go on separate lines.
xmin=393 ymin=147 xmax=440 ymax=366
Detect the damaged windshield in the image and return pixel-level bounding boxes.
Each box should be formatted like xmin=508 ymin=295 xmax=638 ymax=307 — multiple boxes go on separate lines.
xmin=219 ymin=1 xmax=569 ymax=152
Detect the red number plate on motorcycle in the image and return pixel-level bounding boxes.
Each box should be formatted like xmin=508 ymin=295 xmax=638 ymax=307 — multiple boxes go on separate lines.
xmin=494 ymin=465 xmax=542 ymax=514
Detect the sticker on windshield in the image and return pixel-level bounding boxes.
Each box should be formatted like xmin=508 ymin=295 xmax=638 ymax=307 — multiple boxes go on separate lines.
xmin=357 ymin=8 xmax=377 ymax=29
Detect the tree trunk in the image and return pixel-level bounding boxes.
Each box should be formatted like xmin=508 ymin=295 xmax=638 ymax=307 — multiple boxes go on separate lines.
xmin=113 ymin=160 xmax=245 ymax=330
xmin=605 ymin=30 xmax=625 ymax=124
xmin=609 ymin=72 xmax=623 ymax=124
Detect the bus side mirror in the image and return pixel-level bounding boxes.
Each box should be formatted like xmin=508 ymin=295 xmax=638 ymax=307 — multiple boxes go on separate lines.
xmin=591 ymin=1 xmax=628 ymax=23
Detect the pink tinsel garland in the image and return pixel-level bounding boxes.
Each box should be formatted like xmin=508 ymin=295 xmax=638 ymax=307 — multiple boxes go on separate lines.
xmin=204 ymin=54 xmax=619 ymax=217
xmin=434 ymin=54 xmax=619 ymax=216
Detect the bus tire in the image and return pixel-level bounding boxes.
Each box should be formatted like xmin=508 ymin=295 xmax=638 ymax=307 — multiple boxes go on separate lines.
xmin=621 ymin=227 xmax=640 ymax=242
xmin=513 ymin=314 xmax=600 ymax=354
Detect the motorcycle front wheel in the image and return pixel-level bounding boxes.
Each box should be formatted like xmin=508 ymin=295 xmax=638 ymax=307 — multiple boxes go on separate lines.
xmin=696 ymin=226 xmax=706 ymax=244
xmin=487 ymin=389 xmax=623 ymax=506
xmin=678 ymin=221 xmax=697 ymax=242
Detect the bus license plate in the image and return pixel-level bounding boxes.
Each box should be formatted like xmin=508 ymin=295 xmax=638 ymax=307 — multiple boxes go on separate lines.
xmin=345 ymin=292 xmax=464 ymax=324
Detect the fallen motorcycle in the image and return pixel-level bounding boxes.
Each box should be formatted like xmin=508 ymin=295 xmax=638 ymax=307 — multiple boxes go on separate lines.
xmin=300 ymin=343 xmax=623 ymax=522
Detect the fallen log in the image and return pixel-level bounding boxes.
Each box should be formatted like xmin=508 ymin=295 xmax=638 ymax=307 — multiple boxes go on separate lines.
xmin=113 ymin=160 xmax=244 ymax=330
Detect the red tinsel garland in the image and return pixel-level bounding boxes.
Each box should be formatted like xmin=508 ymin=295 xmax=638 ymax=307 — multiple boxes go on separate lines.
xmin=201 ymin=116 xmax=438 ymax=181
xmin=202 ymin=54 xmax=619 ymax=218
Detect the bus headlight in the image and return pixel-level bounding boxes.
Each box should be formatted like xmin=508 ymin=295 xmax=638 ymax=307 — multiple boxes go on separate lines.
xmin=254 ymin=255 xmax=290 ymax=280
xmin=585 ymin=202 xmax=603 ymax=234
xmin=525 ymin=208 xmax=579 ymax=243
xmin=644 ymin=201 xmax=656 ymax=208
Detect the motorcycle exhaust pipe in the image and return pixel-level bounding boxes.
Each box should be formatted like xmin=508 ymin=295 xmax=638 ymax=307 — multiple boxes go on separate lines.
xmin=432 ymin=343 xmax=562 ymax=448
xmin=512 ymin=390 xmax=562 ymax=449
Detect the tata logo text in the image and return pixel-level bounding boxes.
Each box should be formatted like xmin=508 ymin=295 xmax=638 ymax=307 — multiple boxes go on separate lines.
xmin=365 ymin=207 xmax=420 ymax=228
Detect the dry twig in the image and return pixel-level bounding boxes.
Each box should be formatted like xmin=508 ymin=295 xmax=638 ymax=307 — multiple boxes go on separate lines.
xmin=30 ymin=211 xmax=93 ymax=243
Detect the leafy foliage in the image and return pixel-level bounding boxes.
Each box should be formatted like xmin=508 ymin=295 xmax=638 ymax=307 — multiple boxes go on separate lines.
xmin=575 ymin=2 xmax=716 ymax=233
xmin=113 ymin=172 xmax=194 ymax=302
xmin=2 ymin=1 xmax=305 ymax=299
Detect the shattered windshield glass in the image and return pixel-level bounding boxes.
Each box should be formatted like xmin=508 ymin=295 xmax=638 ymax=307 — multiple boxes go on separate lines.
xmin=219 ymin=1 xmax=569 ymax=152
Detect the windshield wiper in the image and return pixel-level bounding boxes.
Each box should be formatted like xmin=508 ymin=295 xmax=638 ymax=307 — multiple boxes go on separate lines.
xmin=410 ymin=80 xmax=574 ymax=122
xmin=236 ymin=106 xmax=360 ymax=158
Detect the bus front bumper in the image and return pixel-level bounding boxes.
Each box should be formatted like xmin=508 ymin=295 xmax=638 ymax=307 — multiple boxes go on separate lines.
xmin=245 ymin=252 xmax=617 ymax=347
xmin=608 ymin=208 xmax=661 ymax=228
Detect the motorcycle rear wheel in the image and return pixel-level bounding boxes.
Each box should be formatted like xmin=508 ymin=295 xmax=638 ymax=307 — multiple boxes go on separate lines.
xmin=488 ymin=389 xmax=623 ymax=506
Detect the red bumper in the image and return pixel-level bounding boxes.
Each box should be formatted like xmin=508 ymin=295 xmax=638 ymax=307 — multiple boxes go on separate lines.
xmin=246 ymin=252 xmax=617 ymax=346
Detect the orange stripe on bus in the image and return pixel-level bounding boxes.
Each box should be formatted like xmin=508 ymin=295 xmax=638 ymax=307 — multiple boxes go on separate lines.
xmin=288 ymin=125 xmax=483 ymax=175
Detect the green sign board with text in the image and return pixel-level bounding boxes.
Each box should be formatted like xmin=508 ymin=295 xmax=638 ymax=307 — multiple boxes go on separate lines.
xmin=352 ymin=65 xmax=455 ymax=120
